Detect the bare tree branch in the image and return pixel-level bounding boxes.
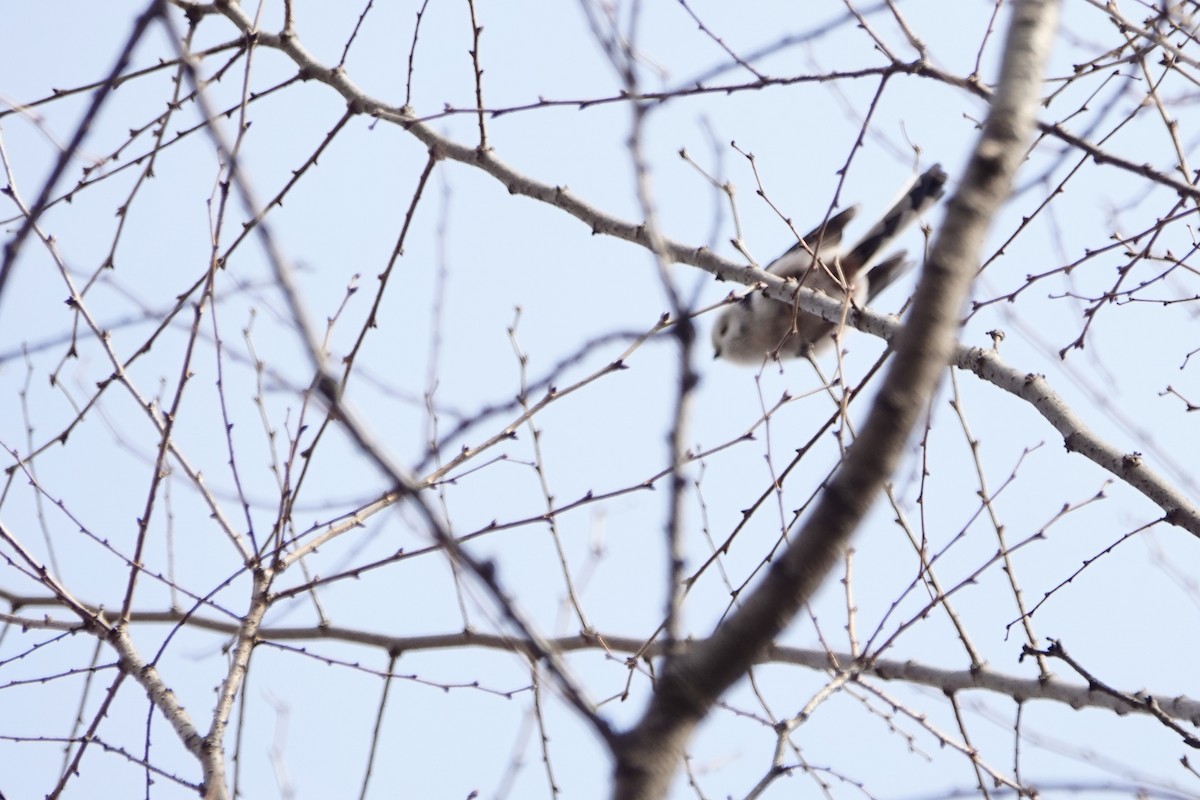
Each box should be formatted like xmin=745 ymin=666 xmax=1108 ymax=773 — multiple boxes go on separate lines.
xmin=610 ymin=1 xmax=1061 ymax=796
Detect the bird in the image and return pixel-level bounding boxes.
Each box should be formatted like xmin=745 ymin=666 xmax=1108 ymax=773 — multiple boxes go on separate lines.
xmin=711 ymin=164 xmax=947 ymax=364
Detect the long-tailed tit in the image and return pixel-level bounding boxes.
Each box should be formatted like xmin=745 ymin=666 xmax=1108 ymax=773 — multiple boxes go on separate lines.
xmin=711 ymin=164 xmax=947 ymax=363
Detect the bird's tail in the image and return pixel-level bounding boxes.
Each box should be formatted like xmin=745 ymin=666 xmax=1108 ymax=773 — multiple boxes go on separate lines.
xmin=848 ymin=164 xmax=948 ymax=302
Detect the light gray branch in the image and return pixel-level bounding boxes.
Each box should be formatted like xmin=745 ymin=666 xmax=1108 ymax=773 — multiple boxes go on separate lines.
xmin=174 ymin=0 xmax=1200 ymax=541
xmin=10 ymin=606 xmax=1194 ymax=728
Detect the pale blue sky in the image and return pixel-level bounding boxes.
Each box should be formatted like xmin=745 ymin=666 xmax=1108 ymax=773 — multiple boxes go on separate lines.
xmin=2 ymin=2 xmax=1198 ymax=798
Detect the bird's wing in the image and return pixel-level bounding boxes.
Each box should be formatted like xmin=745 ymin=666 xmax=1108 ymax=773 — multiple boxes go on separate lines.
xmin=768 ymin=205 xmax=858 ymax=278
